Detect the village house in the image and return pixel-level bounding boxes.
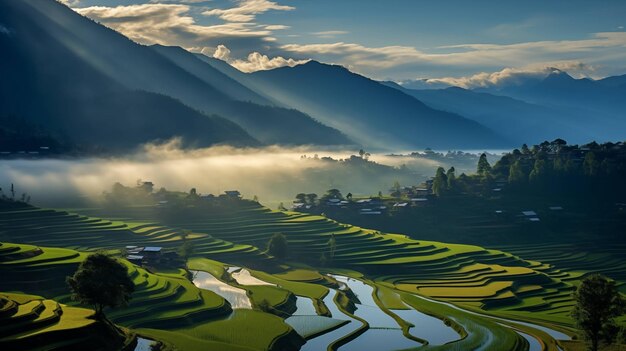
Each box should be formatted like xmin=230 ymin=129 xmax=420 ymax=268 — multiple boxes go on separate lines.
xmin=125 ymin=246 xmax=163 ymax=266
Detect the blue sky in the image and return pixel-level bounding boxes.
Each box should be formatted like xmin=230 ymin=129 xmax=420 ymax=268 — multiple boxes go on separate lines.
xmin=66 ymin=0 xmax=626 ymax=83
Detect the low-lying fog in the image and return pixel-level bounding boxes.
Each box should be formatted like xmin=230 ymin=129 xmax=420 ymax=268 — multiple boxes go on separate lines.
xmin=0 ymin=141 xmax=500 ymax=209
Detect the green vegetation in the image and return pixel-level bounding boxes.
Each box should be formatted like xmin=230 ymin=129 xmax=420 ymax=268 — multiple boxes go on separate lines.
xmin=4 ymin=172 xmax=622 ymax=350
xmin=67 ymin=253 xmax=135 ymax=320
xmin=0 ymin=292 xmax=133 ymax=350
xmin=572 ymin=275 xmax=626 ymax=351
xmin=267 ymin=233 xmax=288 ymax=260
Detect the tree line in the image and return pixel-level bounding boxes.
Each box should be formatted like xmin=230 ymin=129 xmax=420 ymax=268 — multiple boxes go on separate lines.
xmin=432 ymin=140 xmax=626 ymax=198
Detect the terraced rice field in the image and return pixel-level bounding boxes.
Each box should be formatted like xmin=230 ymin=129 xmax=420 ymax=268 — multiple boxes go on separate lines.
xmin=75 ymin=202 xmax=581 ymax=326
xmin=0 ymin=201 xmax=586 ymax=350
xmin=0 ymin=292 xmax=133 ymax=351
xmin=0 ymin=242 xmax=232 ymax=329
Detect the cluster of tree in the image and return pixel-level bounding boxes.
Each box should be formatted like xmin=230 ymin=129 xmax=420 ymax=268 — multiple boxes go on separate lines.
xmin=390 ymin=149 xmax=497 ymax=171
xmin=432 ymin=140 xmax=626 ymax=199
xmin=494 ymin=140 xmax=626 ymax=196
xmin=295 ymin=192 xmax=319 ymax=205
xmin=103 ymin=180 xmax=159 ymax=206
xmin=432 ymin=166 xmax=458 ymax=197
xmin=300 ymin=150 xmax=409 ymax=173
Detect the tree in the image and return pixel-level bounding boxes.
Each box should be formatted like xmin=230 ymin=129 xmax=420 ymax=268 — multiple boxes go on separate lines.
xmin=572 ymin=274 xmax=625 ymax=351
xmin=327 ymin=234 xmax=337 ymax=260
xmin=508 ymin=160 xmax=526 ymax=184
xmin=267 ymin=233 xmax=288 ymax=259
xmin=529 ymin=158 xmax=549 ymax=184
xmin=295 ymin=193 xmax=307 ymax=203
xmin=477 ymin=153 xmax=492 ymax=177
xmin=178 ymin=230 xmax=195 ymax=269
xmin=346 ymin=193 xmax=353 ymax=201
xmin=188 ymin=188 xmax=199 ymax=200
xmin=391 ymin=181 xmax=402 ymax=197
xmin=67 ymin=253 xmax=134 ymax=320
xmin=446 ymin=167 xmax=456 ymax=190
xmin=432 ymin=167 xmax=448 ymax=197
xmin=305 ymin=193 xmax=318 ymax=205
xmin=358 ymin=149 xmax=370 ymax=160
xmin=325 ymin=188 xmax=343 ymax=200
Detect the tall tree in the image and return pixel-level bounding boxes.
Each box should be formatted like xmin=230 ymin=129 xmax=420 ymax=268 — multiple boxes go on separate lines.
xmin=446 ymin=167 xmax=456 ymax=190
xmin=432 ymin=167 xmax=448 ymax=197
xmin=477 ymin=153 xmax=492 ymax=177
xmin=572 ymin=274 xmax=625 ymax=351
xmin=67 ymin=253 xmax=134 ymax=321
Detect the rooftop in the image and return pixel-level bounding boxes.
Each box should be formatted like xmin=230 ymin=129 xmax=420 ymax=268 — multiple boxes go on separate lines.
xmin=126 ymin=255 xmax=144 ymax=260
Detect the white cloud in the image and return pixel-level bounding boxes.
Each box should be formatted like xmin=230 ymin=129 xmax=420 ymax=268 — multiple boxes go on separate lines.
xmin=311 ymin=30 xmax=348 ymax=38
xmin=411 ymin=62 xmax=598 ymax=89
xmin=279 ymin=32 xmax=626 ymax=79
xmin=231 ymin=52 xmax=309 ymax=72
xmin=76 ymin=4 xmax=273 ymax=47
xmin=149 ymin=0 xmax=210 ymax=3
xmin=209 ymin=44 xmax=308 ymax=72
xmin=280 ymin=42 xmax=431 ymax=69
xmin=202 ymin=0 xmax=294 ymax=23
xmin=265 ymin=25 xmax=290 ymax=30
xmin=212 ymin=44 xmax=231 ymax=60
xmin=72 ymin=2 xmax=626 ymax=80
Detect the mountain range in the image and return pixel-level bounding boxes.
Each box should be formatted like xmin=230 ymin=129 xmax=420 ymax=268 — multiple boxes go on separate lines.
xmin=1 ymin=0 xmax=624 ymax=154
xmin=0 ymin=0 xmax=348 ymax=152
xmin=387 ymin=71 xmax=626 ymax=145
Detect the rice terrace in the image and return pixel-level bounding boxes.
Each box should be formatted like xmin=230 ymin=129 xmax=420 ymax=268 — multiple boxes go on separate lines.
xmin=2 ymin=0 xmax=626 ymax=350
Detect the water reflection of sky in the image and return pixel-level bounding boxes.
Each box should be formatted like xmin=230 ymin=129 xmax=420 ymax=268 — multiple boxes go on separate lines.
xmin=191 ymin=270 xmax=252 ymax=308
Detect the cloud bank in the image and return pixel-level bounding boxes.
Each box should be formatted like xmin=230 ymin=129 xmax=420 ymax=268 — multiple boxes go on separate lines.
xmin=404 ymin=61 xmax=598 ymax=89
xmin=0 ymin=142 xmax=433 ymax=209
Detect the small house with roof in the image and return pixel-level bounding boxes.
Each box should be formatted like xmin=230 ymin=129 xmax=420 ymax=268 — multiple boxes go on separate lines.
xmin=125 ymin=246 xmax=163 ymax=266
